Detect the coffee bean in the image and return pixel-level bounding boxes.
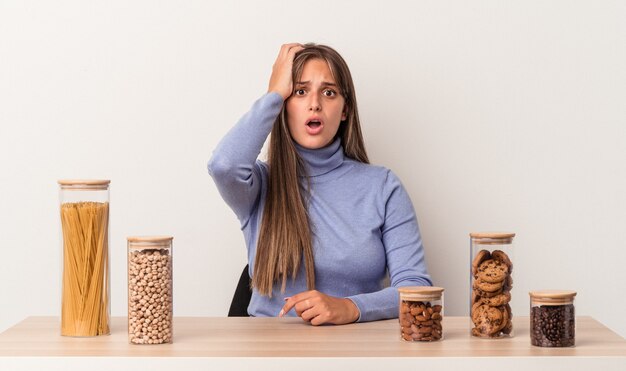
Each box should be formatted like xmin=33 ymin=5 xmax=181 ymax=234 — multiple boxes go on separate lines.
xmin=530 ymin=304 xmax=575 ymax=347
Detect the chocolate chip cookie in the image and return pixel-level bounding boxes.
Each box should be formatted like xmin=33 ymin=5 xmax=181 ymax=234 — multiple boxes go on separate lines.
xmin=477 ymin=259 xmax=509 ymax=283
xmin=470 ymin=249 xmax=513 ymax=338
xmin=492 ymin=249 xmax=513 ymax=273
xmin=472 ymin=249 xmax=491 ymax=276
xmin=472 ymin=304 xmax=504 ymax=335
xmin=473 ymin=278 xmax=504 ymax=293
xmin=480 ymin=291 xmax=511 ymax=307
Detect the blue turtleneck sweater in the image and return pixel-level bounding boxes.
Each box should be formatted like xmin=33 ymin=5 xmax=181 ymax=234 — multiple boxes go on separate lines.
xmin=208 ymin=92 xmax=431 ymax=322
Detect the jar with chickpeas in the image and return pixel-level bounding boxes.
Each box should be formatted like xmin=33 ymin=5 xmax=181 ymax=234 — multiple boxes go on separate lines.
xmin=127 ymin=236 xmax=173 ymax=344
xmin=398 ymin=286 xmax=444 ymax=342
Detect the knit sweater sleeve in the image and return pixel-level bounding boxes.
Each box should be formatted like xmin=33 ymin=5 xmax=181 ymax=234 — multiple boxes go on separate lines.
xmin=207 ymin=92 xmax=283 ymax=226
xmin=347 ymin=170 xmax=432 ymax=322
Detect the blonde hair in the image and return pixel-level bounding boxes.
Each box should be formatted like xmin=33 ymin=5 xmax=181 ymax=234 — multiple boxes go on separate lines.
xmin=61 ymin=201 xmax=110 ymax=336
xmin=253 ymin=43 xmax=369 ymax=296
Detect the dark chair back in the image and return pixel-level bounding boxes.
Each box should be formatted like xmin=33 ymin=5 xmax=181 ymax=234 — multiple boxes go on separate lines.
xmin=228 ymin=264 xmax=252 ymax=317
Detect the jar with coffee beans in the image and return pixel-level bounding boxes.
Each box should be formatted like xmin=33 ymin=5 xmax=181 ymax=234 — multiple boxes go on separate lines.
xmin=470 ymin=232 xmax=515 ymax=338
xmin=398 ymin=286 xmax=444 ymax=342
xmin=529 ymin=290 xmax=576 ymax=347
xmin=127 ymin=236 xmax=173 ymax=344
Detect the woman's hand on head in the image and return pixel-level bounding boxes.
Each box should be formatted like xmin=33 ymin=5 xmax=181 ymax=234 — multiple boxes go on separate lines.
xmin=278 ymin=290 xmax=360 ymax=325
xmin=268 ymin=43 xmax=305 ymax=100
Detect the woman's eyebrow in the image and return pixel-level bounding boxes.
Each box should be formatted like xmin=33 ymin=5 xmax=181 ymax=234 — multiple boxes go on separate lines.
xmin=295 ymin=81 xmax=338 ymax=87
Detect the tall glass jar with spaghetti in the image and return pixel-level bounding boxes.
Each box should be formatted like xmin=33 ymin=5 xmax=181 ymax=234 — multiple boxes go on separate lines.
xmin=469 ymin=232 xmax=515 ymax=338
xmin=127 ymin=236 xmax=173 ymax=344
xmin=58 ymin=179 xmax=110 ymax=337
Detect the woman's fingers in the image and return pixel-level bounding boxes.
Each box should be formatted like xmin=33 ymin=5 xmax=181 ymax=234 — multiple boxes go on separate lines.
xmin=279 ymin=290 xmax=358 ymax=325
xmin=301 ymin=306 xmax=322 ymax=323
xmin=292 ymin=296 xmax=323 ymax=323
xmin=268 ymin=43 xmax=305 ymax=100
xmin=286 ymin=44 xmax=304 ymax=58
xmin=278 ymin=290 xmax=317 ymax=317
xmin=278 ymin=290 xmax=330 ymax=324
xmin=278 ymin=43 xmax=303 ymax=59
xmin=294 ymin=298 xmax=314 ymax=317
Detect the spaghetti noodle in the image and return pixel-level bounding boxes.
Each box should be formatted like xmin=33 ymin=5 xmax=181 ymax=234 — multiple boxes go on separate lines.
xmin=60 ymin=201 xmax=110 ymax=336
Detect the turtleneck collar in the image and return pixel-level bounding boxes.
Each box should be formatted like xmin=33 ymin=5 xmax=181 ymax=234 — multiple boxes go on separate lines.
xmin=294 ymin=138 xmax=345 ymax=177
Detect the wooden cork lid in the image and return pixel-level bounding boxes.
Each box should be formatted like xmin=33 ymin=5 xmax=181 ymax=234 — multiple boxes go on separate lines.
xmin=128 ymin=236 xmax=173 ymax=243
xmin=398 ymin=286 xmax=444 ymax=301
xmin=58 ymin=179 xmax=110 ymax=190
xmin=529 ymin=290 xmax=577 ymax=305
xmin=470 ymin=232 xmax=515 ymax=245
xmin=128 ymin=236 xmax=173 ymax=249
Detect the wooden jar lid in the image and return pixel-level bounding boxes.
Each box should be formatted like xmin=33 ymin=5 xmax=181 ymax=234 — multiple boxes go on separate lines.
xmin=398 ymin=286 xmax=444 ymax=301
xmin=128 ymin=236 xmax=173 ymax=249
xmin=470 ymin=232 xmax=515 ymax=244
xmin=58 ymin=179 xmax=110 ymax=190
xmin=529 ymin=290 xmax=577 ymax=305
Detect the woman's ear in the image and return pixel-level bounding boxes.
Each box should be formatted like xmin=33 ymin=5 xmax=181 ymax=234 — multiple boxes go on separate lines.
xmin=341 ymin=106 xmax=347 ymax=121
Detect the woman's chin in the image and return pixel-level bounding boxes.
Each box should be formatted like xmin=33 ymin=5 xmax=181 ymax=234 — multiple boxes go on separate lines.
xmin=293 ymin=137 xmax=332 ymax=150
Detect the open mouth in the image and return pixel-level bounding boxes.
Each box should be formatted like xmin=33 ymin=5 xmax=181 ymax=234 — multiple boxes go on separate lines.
xmin=306 ymin=120 xmax=322 ymax=129
xmin=305 ymin=118 xmax=324 ymax=135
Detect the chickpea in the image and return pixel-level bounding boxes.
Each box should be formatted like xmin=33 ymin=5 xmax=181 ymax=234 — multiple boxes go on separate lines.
xmin=128 ymin=249 xmax=172 ymax=344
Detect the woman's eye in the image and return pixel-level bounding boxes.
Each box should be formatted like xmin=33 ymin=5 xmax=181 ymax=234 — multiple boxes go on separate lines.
xmin=295 ymin=89 xmax=306 ymax=96
xmin=323 ymin=89 xmax=336 ymax=97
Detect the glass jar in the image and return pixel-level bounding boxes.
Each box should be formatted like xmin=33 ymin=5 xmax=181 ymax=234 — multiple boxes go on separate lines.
xmin=58 ymin=179 xmax=110 ymax=337
xmin=529 ymin=290 xmax=576 ymax=347
xmin=128 ymin=236 xmax=173 ymax=344
xmin=469 ymin=232 xmax=515 ymax=338
xmin=398 ymin=286 xmax=444 ymax=342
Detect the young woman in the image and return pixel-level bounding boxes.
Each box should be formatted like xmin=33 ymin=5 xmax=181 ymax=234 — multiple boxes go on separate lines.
xmin=208 ymin=43 xmax=431 ymax=325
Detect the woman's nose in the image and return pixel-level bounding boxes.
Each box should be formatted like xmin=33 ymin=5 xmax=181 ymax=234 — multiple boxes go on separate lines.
xmin=308 ymin=97 xmax=321 ymax=111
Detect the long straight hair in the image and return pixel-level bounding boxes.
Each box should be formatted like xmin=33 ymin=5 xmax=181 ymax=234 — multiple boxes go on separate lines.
xmin=253 ymin=44 xmax=369 ymax=297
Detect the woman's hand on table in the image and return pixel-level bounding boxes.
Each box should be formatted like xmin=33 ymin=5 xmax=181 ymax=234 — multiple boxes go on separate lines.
xmin=279 ymin=290 xmax=360 ymax=325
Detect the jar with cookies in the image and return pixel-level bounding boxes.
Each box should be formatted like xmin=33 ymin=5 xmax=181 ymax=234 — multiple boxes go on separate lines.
xmin=470 ymin=232 xmax=514 ymax=338
xmin=398 ymin=286 xmax=444 ymax=342
xmin=128 ymin=236 xmax=173 ymax=344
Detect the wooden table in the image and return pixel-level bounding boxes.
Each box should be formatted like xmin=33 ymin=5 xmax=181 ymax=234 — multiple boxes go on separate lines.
xmin=1 ymin=316 xmax=625 ymax=370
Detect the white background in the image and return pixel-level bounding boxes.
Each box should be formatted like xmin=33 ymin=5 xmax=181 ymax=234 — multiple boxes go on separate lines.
xmin=1 ymin=0 xmax=625 ymax=339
